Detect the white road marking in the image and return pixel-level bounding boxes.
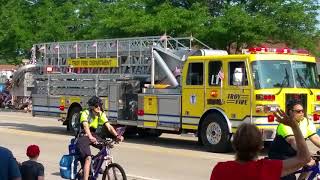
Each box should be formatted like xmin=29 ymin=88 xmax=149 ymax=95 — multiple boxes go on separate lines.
xmin=127 ymin=174 xmax=161 ymax=180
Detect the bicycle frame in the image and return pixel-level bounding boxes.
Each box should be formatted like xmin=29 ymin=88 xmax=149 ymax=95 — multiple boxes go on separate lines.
xmin=294 ymin=162 xmax=320 ymax=180
xmin=76 ymin=126 xmax=125 ymax=180
xmin=91 ymin=145 xmax=111 ymax=179
xmin=74 ymin=140 xmax=114 ymax=180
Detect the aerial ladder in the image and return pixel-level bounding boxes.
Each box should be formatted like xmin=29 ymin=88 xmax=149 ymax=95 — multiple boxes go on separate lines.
xmin=30 ymin=36 xmax=212 ymax=133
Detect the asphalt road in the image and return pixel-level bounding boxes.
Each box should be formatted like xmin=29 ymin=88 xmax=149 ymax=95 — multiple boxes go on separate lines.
xmin=0 ymin=111 xmax=318 ymax=180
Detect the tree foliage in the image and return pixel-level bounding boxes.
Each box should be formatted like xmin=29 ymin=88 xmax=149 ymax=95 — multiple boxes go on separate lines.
xmin=0 ymin=0 xmax=319 ymax=64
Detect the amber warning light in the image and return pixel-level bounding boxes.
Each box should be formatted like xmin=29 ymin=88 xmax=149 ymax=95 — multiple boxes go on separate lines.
xmin=210 ymin=90 xmax=219 ymax=97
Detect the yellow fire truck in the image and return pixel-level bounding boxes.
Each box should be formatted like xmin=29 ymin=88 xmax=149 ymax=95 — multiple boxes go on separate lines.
xmin=31 ymin=36 xmax=320 ymax=152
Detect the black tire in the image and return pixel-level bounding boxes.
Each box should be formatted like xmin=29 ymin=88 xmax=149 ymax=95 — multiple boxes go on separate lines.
xmin=68 ymin=106 xmax=81 ymax=135
xmin=137 ymin=129 xmax=148 ymax=137
xmin=123 ymin=127 xmax=138 ymax=138
xmin=137 ymin=129 xmax=162 ymax=138
xmin=153 ymin=129 xmax=162 ymax=137
xmin=102 ymin=163 xmax=127 ymax=180
xmin=200 ymin=113 xmax=231 ymax=153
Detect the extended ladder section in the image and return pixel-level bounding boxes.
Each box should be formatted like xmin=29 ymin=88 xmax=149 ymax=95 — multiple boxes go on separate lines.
xmin=31 ymin=36 xmax=211 ymax=96
xmin=32 ymin=36 xmax=209 ymax=77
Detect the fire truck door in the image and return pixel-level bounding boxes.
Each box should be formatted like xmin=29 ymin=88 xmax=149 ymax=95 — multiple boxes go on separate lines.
xmin=223 ymin=61 xmax=251 ymax=124
xmin=205 ymin=60 xmax=224 ymax=108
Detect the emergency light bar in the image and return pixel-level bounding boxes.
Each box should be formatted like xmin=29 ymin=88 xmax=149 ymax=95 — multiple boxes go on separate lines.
xmin=245 ymin=47 xmax=309 ymax=55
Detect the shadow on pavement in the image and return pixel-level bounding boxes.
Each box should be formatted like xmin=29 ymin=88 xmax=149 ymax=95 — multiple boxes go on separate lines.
xmin=124 ymin=134 xmax=271 ymax=156
xmin=0 ymin=121 xmax=214 ymax=153
xmin=51 ymin=172 xmax=61 ymax=176
xmin=125 ymin=135 xmax=206 ymax=152
xmin=0 ymin=121 xmax=275 ymax=156
xmin=0 ymin=121 xmax=211 ymax=153
xmin=0 ymin=122 xmax=71 ymax=136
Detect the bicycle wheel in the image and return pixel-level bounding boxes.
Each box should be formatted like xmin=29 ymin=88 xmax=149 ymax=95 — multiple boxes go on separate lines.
xmin=73 ymin=160 xmax=83 ymax=180
xmin=102 ymin=163 xmax=127 ymax=180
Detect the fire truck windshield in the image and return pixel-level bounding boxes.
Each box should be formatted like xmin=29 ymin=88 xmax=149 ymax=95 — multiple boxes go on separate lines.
xmin=292 ymin=61 xmax=320 ymax=89
xmin=252 ymin=60 xmax=320 ymax=89
xmin=252 ymin=60 xmax=294 ymax=89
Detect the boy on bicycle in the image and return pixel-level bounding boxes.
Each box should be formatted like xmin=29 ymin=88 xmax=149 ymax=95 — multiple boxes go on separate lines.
xmin=77 ymin=96 xmax=124 ymax=180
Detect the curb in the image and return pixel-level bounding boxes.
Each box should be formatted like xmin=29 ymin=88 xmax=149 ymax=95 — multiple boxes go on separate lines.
xmin=0 ymin=108 xmax=26 ymax=113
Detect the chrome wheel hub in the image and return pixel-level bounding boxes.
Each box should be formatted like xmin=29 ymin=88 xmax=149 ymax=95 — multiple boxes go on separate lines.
xmin=206 ymin=122 xmax=222 ymax=145
xmin=71 ymin=113 xmax=79 ymax=130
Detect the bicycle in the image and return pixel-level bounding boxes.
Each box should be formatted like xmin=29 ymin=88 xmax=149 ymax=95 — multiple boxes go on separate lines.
xmin=74 ymin=127 xmax=127 ymax=180
xmin=293 ymin=151 xmax=320 ymax=180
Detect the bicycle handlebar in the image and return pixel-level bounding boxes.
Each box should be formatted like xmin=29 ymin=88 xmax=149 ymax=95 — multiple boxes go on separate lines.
xmin=87 ymin=126 xmax=126 ymax=147
xmin=97 ymin=138 xmax=116 ymax=147
xmin=311 ymin=154 xmax=320 ymax=162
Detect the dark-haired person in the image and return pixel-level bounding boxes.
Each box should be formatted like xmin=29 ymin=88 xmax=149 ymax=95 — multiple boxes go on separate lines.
xmin=77 ymin=96 xmax=124 ymax=180
xmin=210 ymin=108 xmax=310 ymax=180
xmin=20 ymin=144 xmax=44 ymax=180
xmin=268 ymin=99 xmax=320 ymax=180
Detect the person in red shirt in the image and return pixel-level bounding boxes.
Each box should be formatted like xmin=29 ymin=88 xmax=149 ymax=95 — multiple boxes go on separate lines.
xmin=210 ymin=109 xmax=310 ymax=180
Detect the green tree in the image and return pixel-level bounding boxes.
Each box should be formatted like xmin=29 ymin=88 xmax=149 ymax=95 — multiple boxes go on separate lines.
xmin=90 ymin=0 xmax=211 ymax=39
xmin=205 ymin=0 xmax=319 ymax=53
xmin=245 ymin=0 xmax=320 ymax=51
xmin=0 ymin=1 xmax=32 ymax=64
xmin=0 ymin=0 xmax=319 ymax=64
xmin=0 ymin=0 xmax=87 ymax=64
xmin=205 ymin=5 xmax=276 ymax=53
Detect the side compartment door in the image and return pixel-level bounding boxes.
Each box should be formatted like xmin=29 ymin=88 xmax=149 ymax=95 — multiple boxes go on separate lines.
xmin=108 ymin=84 xmax=119 ymax=123
xmin=182 ymin=61 xmax=205 ymax=130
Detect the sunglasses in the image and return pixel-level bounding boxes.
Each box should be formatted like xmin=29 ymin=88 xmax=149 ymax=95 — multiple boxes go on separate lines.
xmin=94 ymin=104 xmax=102 ymax=108
xmin=292 ymin=109 xmax=304 ymax=113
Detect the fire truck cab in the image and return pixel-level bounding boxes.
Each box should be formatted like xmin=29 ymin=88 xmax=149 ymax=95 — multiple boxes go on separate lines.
xmin=180 ymin=47 xmax=320 ymax=152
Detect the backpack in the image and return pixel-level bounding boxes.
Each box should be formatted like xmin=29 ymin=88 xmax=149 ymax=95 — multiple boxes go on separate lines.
xmin=59 ymin=154 xmax=78 ymax=179
xmin=68 ymin=138 xmax=79 ymax=155
xmin=59 ymin=138 xmax=79 ymax=179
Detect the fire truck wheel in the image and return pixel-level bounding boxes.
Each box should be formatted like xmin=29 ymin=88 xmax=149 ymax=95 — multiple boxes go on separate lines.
xmin=201 ymin=113 xmax=231 ymax=153
xmin=68 ymin=106 xmax=81 ymax=135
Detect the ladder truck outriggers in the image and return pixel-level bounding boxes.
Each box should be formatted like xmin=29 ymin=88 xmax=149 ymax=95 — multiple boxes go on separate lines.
xmin=30 ymin=36 xmax=320 ymax=152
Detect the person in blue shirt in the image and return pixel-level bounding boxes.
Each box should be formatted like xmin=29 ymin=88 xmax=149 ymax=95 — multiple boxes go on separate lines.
xmin=0 ymin=146 xmax=21 ymax=180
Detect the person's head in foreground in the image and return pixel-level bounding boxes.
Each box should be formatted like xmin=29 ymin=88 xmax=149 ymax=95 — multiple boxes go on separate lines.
xmin=210 ymin=109 xmax=311 ymax=180
xmin=26 ymin=144 xmax=40 ymax=160
xmin=232 ymin=123 xmax=263 ymax=162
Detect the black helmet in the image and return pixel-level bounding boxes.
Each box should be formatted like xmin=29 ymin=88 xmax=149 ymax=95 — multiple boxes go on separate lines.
xmin=87 ymin=96 xmax=102 ymax=107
